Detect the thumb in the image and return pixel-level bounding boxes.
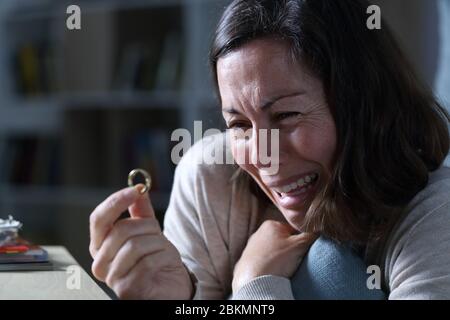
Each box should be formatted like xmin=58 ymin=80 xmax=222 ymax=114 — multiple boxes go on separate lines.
xmin=128 ymin=184 xmax=156 ymax=219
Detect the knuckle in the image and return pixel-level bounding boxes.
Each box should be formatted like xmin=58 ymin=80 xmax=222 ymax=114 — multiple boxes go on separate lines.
xmin=113 ymin=281 xmax=134 ymax=300
xmin=125 ymin=237 xmax=143 ymax=253
xmin=113 ymin=219 xmax=132 ymax=236
xmin=89 ymin=211 xmax=101 ymax=228
xmin=105 ymin=269 xmax=117 ymax=289
xmin=115 ymin=218 xmax=157 ymax=238
xmin=300 ymin=233 xmax=318 ymax=244
xmin=106 ymin=194 xmax=122 ymax=211
xmin=89 ymin=242 xmax=97 ymax=258
xmin=91 ymin=258 xmax=105 ymax=281
xmin=143 ymin=218 xmax=161 ymax=233
xmin=261 ymin=219 xmax=281 ymax=230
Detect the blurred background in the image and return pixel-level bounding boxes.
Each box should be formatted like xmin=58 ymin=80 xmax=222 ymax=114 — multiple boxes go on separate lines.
xmin=0 ymin=0 xmax=448 ymax=297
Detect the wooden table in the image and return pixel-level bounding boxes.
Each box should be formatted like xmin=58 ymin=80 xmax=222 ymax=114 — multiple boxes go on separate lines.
xmin=0 ymin=246 xmax=110 ymax=300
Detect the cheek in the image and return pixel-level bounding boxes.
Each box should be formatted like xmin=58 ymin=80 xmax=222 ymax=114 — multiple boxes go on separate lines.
xmin=230 ymin=138 xmax=255 ymax=174
xmin=286 ymin=122 xmax=337 ymax=167
xmin=231 ymin=138 xmax=247 ymax=165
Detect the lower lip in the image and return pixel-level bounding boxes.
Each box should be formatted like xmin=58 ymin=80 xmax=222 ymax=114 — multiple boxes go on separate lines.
xmin=275 ymin=179 xmax=319 ymax=209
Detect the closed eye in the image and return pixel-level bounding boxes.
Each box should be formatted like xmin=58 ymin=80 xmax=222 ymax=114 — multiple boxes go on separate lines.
xmin=227 ymin=121 xmax=251 ymax=129
xmin=274 ymin=112 xmax=302 ymax=121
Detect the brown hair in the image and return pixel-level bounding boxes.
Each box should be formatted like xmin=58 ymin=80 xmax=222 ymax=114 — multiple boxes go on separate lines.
xmin=209 ymin=0 xmax=450 ymax=244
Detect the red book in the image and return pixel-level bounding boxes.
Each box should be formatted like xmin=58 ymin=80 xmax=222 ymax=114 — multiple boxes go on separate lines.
xmin=0 ymin=245 xmax=29 ymax=254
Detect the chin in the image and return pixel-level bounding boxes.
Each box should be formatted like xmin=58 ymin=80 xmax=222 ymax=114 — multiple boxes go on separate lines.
xmin=280 ymin=207 xmax=307 ymax=232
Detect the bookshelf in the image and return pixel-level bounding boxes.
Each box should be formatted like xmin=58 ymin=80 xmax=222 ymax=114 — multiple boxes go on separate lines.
xmin=0 ymin=0 xmax=230 ymax=287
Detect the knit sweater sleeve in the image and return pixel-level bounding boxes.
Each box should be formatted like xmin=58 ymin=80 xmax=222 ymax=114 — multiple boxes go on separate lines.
xmin=231 ymin=276 xmax=294 ymax=300
xmin=385 ymin=167 xmax=450 ymax=299
xmin=386 ymin=200 xmax=450 ymax=299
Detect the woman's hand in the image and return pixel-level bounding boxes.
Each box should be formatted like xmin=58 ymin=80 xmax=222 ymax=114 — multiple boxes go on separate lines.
xmin=89 ymin=185 xmax=193 ymax=299
xmin=232 ymin=220 xmax=317 ymax=293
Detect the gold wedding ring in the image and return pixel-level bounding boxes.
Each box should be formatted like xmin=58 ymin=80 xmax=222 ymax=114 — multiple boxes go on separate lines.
xmin=128 ymin=169 xmax=152 ymax=194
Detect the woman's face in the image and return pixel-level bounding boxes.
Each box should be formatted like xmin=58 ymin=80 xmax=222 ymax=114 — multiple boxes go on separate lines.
xmin=217 ymin=38 xmax=337 ymax=231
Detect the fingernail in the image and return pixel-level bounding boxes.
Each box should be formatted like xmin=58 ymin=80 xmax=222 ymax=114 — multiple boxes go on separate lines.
xmin=134 ymin=184 xmax=147 ymax=195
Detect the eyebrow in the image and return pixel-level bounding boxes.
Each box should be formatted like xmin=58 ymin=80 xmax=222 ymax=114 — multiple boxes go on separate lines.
xmin=222 ymin=91 xmax=306 ymax=115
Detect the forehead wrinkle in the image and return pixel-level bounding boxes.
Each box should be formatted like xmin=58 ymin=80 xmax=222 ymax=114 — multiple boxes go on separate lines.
xmin=229 ymin=82 xmax=262 ymax=116
xmin=218 ymin=38 xmax=315 ymax=116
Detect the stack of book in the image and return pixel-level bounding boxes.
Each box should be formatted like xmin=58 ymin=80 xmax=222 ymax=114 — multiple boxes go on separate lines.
xmin=0 ymin=216 xmax=52 ymax=271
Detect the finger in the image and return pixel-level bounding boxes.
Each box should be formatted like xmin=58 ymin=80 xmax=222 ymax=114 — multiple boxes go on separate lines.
xmin=129 ymin=184 xmax=156 ymax=219
xmin=91 ymin=219 xmax=162 ymax=281
xmin=289 ymin=233 xmax=319 ymax=264
xmin=282 ymin=222 xmax=300 ymax=235
xmin=89 ymin=186 xmax=142 ymax=256
xmin=290 ymin=232 xmax=319 ymax=245
xmin=105 ymin=234 xmax=168 ymax=287
xmin=271 ymin=221 xmax=299 ymax=237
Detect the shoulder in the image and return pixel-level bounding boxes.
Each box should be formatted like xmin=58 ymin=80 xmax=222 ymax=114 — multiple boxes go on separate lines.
xmin=175 ymin=132 xmax=238 ymax=185
xmin=409 ymin=165 xmax=450 ymax=214
xmin=389 ymin=166 xmax=450 ymax=243
xmin=384 ymin=166 xmax=450 ymax=299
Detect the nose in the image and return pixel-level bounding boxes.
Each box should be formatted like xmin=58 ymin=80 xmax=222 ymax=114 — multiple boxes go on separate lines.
xmin=249 ymin=127 xmax=279 ymax=172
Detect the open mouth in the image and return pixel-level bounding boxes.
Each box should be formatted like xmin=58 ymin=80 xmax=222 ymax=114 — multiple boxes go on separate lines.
xmin=271 ymin=172 xmax=319 ymax=199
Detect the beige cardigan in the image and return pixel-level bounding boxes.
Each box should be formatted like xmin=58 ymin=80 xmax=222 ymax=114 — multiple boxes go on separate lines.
xmin=163 ymin=133 xmax=450 ymax=299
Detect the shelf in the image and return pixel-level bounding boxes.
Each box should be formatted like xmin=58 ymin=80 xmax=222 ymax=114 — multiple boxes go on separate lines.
xmin=0 ymin=103 xmax=63 ymax=134
xmin=0 ymin=185 xmax=171 ymax=211
xmin=56 ymin=91 xmax=184 ymax=109
xmin=2 ymin=0 xmax=186 ymax=24
xmin=3 ymin=91 xmax=191 ymax=108
xmin=0 ymin=91 xmax=189 ymax=134
xmin=0 ymin=89 xmax=217 ymax=113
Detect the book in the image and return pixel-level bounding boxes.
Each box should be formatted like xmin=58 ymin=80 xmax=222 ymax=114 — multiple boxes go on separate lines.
xmin=15 ymin=42 xmax=55 ymax=97
xmin=0 ymin=224 xmax=53 ymax=271
xmin=0 ymin=247 xmax=53 ymax=271
xmin=0 ymin=244 xmax=49 ymax=264
xmin=154 ymin=31 xmax=183 ymax=91
xmin=0 ymin=262 xmax=53 ymax=272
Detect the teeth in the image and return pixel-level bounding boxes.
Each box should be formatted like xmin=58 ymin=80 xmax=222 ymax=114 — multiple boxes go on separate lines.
xmin=272 ymin=173 xmax=318 ymax=195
